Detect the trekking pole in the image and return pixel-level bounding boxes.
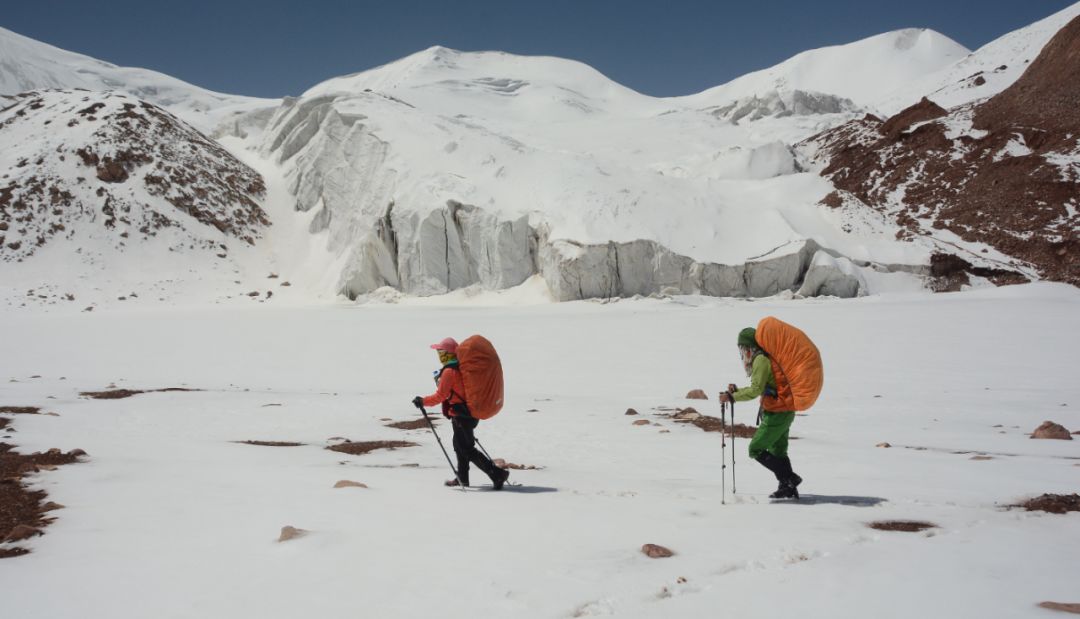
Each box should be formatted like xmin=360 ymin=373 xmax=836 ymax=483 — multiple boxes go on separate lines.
xmin=417 ymin=405 xmax=466 ymax=492
xmin=730 ymin=396 xmax=736 ymax=494
xmin=720 ymin=398 xmax=727 ymax=505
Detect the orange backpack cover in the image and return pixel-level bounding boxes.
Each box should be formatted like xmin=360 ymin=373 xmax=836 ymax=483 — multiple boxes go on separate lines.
xmin=756 ymin=317 xmax=824 ymax=412
xmin=457 ymin=335 xmax=504 ymax=420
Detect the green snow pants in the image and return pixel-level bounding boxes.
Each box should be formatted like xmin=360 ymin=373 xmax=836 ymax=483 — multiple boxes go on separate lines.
xmin=748 ymin=410 xmax=795 ymax=459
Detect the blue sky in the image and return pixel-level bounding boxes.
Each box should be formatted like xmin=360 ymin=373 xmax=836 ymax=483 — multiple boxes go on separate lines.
xmin=2 ymin=1 xmax=1072 ymax=97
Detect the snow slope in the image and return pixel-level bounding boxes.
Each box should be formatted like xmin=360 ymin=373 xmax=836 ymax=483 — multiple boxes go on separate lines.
xmin=680 ymin=29 xmax=970 ymax=111
xmin=0 ymin=26 xmax=277 ymax=133
xmin=875 ymin=1 xmax=1080 ymax=115
xmin=1 ymin=284 xmax=1078 ymax=618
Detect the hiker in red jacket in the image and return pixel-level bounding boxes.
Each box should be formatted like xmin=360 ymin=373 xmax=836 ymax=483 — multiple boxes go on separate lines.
xmin=412 ymin=337 xmax=509 ymax=489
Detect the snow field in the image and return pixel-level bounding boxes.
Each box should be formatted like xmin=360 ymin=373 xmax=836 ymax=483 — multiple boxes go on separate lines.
xmin=1 ymin=284 xmax=1078 ymax=618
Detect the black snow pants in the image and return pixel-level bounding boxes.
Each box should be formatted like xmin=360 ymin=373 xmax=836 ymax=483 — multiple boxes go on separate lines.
xmin=451 ymin=414 xmax=498 ymax=486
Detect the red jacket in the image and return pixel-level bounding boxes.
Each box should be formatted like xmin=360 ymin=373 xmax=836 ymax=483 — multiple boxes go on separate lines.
xmin=422 ymin=364 xmax=467 ymax=415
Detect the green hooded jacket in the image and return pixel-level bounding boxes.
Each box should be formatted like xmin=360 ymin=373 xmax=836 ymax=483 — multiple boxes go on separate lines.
xmin=733 ymin=353 xmax=776 ymax=403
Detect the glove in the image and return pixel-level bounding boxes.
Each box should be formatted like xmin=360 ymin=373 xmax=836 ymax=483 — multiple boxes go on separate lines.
xmin=412 ymin=396 xmax=424 ymax=409
xmin=727 ymin=383 xmax=738 ymax=394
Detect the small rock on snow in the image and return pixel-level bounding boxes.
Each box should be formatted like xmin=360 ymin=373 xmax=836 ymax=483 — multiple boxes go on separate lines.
xmin=1038 ymin=602 xmax=1080 ymax=614
xmin=1031 ymin=421 xmax=1072 ymax=440
xmin=278 ymin=526 xmax=307 ymax=542
xmin=686 ymin=389 xmax=708 ymax=400
xmin=641 ymin=543 xmax=675 ymax=558
xmin=333 ymin=480 xmax=368 ymax=489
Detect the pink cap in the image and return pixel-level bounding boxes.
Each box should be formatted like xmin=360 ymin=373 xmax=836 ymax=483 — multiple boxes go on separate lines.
xmin=429 ymin=337 xmax=458 ymax=354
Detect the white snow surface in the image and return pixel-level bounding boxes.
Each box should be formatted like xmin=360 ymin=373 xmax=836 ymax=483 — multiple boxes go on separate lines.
xmin=0 ymin=25 xmax=277 ymax=133
xmin=1 ymin=284 xmax=1078 ymax=618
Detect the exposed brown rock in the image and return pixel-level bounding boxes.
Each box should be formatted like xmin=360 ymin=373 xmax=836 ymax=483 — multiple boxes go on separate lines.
xmin=385 ymin=419 xmax=431 ymax=430
xmin=685 ymin=389 xmax=708 ymax=400
xmin=632 ymin=419 xmax=650 ymax=426
xmin=1014 ymin=493 xmax=1080 ymax=514
xmin=624 ymin=408 xmax=638 ymax=416
xmin=4 ymin=525 xmax=42 ymax=542
xmin=684 ymin=415 xmax=757 ymax=438
xmin=879 ymin=97 xmax=948 ymax=140
xmin=876 ymin=442 xmax=892 ymax=448
xmin=79 ymin=387 xmax=199 ymax=399
xmin=867 ymin=520 xmax=937 ymax=532
xmin=1031 ymin=421 xmax=1073 ymax=440
xmin=236 ymin=440 xmax=304 ymax=447
xmin=673 ymin=408 xmax=702 ymax=421
xmin=1039 ymin=602 xmax=1080 ymax=614
xmin=0 ymin=416 xmax=81 ymax=558
xmin=0 ymin=406 xmax=41 ymax=415
xmin=641 ymin=543 xmax=675 ymax=558
xmin=326 ymin=440 xmax=418 ymax=456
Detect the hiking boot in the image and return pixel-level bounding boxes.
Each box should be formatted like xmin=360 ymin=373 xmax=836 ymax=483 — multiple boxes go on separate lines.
xmin=491 ymin=466 xmax=510 ymax=491
xmin=770 ymin=474 xmax=802 ymax=499
xmin=445 ymin=478 xmax=468 ymax=487
xmin=770 ymin=483 xmax=800 ymax=499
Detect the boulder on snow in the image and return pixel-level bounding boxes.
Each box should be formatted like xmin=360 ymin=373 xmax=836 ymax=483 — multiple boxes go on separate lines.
xmin=685 ymin=389 xmax=708 ymax=400
xmin=641 ymin=543 xmax=675 ymax=558
xmin=1031 ymin=421 xmax=1073 ymax=440
xmin=876 ymin=442 xmax=892 ymax=448
xmin=625 ymin=408 xmax=639 ymax=416
xmin=632 ymin=419 xmax=650 ymax=426
xmin=278 ymin=526 xmax=308 ymax=542
xmin=333 ymin=480 xmax=368 ymax=489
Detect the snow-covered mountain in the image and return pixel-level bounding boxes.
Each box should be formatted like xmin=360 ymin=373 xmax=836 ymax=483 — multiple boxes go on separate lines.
xmin=1 ymin=4 xmax=1077 ymax=307
xmin=0 ymin=26 xmax=277 ymax=133
xmin=261 ymin=34 xmax=977 ymax=301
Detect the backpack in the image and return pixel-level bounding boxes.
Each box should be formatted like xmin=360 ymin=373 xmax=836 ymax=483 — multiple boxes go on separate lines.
xmin=755 ymin=317 xmax=823 ymax=412
xmin=457 ymin=335 xmax=504 ymax=420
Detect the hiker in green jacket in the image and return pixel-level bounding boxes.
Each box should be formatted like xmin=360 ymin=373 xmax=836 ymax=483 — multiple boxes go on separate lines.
xmin=719 ymin=327 xmax=803 ymax=499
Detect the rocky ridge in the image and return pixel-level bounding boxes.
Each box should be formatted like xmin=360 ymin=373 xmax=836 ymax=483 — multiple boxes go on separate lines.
xmin=0 ymin=90 xmax=269 ymax=264
xmin=799 ymin=16 xmax=1080 ymax=288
